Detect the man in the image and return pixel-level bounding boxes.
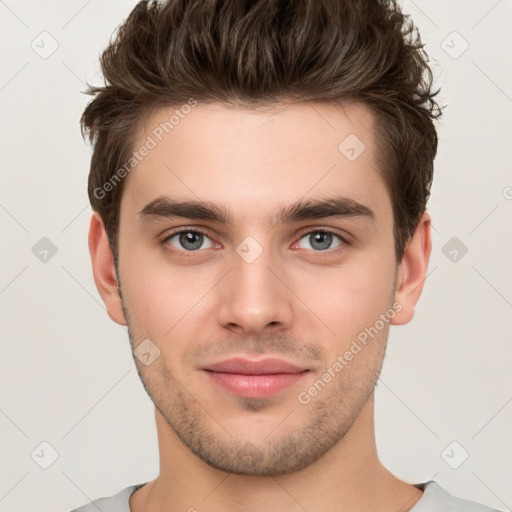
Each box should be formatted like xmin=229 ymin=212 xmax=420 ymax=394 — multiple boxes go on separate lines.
xmin=70 ymin=0 xmax=502 ymax=511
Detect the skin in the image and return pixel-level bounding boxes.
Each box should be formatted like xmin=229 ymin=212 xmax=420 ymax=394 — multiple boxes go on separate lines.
xmin=89 ymin=100 xmax=432 ymax=512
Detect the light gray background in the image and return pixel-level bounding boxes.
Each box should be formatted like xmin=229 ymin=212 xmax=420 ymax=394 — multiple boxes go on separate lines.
xmin=1 ymin=1 xmax=511 ymax=511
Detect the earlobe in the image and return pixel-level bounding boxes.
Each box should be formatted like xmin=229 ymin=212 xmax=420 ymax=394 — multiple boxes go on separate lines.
xmin=88 ymin=212 xmax=127 ymax=325
xmin=390 ymin=212 xmax=432 ymax=326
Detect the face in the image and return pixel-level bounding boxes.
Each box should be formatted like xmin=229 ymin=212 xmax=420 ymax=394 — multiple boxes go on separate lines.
xmin=110 ymin=101 xmax=403 ymax=475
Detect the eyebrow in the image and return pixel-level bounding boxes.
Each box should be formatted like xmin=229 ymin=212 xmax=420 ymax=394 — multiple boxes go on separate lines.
xmin=137 ymin=195 xmax=375 ymax=226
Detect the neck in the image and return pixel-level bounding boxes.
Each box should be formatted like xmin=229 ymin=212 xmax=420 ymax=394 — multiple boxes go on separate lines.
xmin=130 ymin=394 xmax=423 ymax=512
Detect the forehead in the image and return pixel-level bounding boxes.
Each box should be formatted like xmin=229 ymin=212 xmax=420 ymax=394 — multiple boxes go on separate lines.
xmin=122 ymin=101 xmax=392 ymax=228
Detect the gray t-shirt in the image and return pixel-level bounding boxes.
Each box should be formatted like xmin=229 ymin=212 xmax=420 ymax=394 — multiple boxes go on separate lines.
xmin=68 ymin=480 xmax=503 ymax=512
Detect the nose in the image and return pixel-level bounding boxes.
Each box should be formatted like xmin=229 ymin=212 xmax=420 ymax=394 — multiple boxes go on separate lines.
xmin=215 ymin=242 xmax=294 ymax=336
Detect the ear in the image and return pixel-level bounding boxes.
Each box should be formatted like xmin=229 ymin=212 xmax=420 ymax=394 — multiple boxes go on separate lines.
xmin=390 ymin=212 xmax=432 ymax=326
xmin=88 ymin=212 xmax=127 ymax=325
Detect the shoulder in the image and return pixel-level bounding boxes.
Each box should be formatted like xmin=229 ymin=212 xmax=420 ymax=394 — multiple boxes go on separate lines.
xmin=67 ymin=482 xmax=147 ymax=512
xmin=411 ymin=481 xmax=503 ymax=512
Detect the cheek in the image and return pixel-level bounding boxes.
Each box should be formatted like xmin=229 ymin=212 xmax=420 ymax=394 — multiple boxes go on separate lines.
xmin=119 ymin=249 xmax=214 ymax=342
xmin=293 ymin=256 xmax=395 ymax=342
xmin=119 ymin=229 xmax=396 ymax=346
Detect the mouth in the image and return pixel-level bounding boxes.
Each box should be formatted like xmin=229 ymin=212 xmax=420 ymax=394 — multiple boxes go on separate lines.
xmin=201 ymin=357 xmax=310 ymax=398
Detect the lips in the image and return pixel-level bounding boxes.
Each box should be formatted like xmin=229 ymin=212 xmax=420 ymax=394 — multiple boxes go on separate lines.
xmin=201 ymin=357 xmax=310 ymax=398
xmin=203 ymin=357 xmax=306 ymax=375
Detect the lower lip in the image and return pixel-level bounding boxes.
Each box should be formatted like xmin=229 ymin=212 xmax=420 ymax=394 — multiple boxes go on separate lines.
xmin=203 ymin=371 xmax=309 ymax=398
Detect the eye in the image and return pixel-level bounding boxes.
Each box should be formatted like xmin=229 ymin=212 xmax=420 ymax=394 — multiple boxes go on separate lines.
xmin=296 ymin=230 xmax=345 ymax=251
xmin=161 ymin=228 xmax=348 ymax=256
xmin=164 ymin=230 xmax=215 ymax=252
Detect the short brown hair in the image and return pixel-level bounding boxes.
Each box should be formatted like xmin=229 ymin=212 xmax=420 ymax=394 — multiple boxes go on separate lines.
xmin=81 ymin=0 xmax=442 ymax=266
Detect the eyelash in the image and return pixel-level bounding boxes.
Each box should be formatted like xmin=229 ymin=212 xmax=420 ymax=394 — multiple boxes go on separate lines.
xmin=159 ymin=227 xmax=350 ymax=257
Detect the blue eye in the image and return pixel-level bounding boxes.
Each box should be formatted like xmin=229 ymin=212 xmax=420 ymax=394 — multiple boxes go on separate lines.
xmin=164 ymin=230 xmax=215 ymax=251
xmin=297 ymin=231 xmax=345 ymax=251
xmin=161 ymin=228 xmax=348 ymax=257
